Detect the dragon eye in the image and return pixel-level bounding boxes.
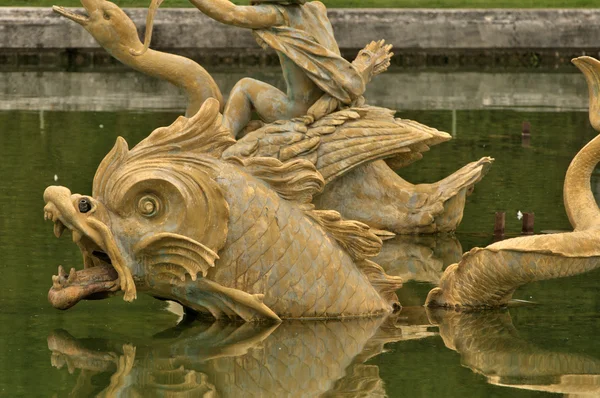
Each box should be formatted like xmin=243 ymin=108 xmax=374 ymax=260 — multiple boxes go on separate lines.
xmin=103 ymin=12 xmax=110 ymax=20
xmin=138 ymin=195 xmax=160 ymax=217
xmin=78 ymin=198 xmax=92 ymax=213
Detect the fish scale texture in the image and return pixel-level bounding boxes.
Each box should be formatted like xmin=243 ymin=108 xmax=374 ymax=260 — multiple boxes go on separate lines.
xmin=210 ymin=173 xmax=389 ymax=318
xmin=429 ymin=231 xmax=600 ymax=308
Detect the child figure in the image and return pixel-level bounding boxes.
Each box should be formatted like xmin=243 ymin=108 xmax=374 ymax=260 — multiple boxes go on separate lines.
xmin=187 ymin=0 xmax=367 ymax=136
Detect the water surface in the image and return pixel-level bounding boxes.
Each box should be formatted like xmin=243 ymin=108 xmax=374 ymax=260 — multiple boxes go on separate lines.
xmin=1 ymin=69 xmax=600 ymax=397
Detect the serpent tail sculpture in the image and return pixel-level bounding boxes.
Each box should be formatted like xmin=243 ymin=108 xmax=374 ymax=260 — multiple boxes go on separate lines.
xmin=425 ymin=56 xmax=600 ymax=309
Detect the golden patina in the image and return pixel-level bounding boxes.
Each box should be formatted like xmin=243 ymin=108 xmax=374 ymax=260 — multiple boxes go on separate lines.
xmin=52 ymin=0 xmax=492 ymax=235
xmin=425 ymin=56 xmax=600 ymax=309
xmin=45 ymin=0 xmax=600 ymax=318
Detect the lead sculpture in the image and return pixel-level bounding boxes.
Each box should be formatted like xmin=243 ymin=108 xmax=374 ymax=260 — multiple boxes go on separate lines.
xmin=44 ymin=0 xmax=600 ymax=319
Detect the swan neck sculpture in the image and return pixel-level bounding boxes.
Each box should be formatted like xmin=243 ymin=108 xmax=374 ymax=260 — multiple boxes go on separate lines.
xmin=565 ymin=56 xmax=600 ymax=231
xmin=425 ymin=55 xmax=600 ymax=309
xmin=52 ymin=0 xmax=223 ymax=116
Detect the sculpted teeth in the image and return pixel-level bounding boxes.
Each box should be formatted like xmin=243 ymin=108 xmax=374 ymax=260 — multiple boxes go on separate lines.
xmin=52 ymin=275 xmax=61 ymax=289
xmin=68 ymin=268 xmax=77 ymax=283
xmin=52 ymin=266 xmax=77 ymax=289
xmin=72 ymin=230 xmax=82 ymax=243
xmin=54 ymin=220 xmax=66 ymax=238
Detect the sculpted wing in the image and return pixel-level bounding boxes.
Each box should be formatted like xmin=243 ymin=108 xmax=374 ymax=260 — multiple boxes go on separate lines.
xmin=222 ymin=100 xmax=451 ymax=184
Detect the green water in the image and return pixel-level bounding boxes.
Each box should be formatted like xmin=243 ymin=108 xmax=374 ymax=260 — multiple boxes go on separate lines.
xmin=2 ymin=101 xmax=600 ymax=396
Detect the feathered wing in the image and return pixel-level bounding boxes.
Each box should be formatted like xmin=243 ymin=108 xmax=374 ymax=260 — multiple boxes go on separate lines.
xmin=222 ymin=104 xmax=451 ymax=184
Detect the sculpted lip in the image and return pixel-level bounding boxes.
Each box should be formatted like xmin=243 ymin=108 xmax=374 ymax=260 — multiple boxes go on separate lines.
xmin=43 ymin=187 xmax=120 ymax=310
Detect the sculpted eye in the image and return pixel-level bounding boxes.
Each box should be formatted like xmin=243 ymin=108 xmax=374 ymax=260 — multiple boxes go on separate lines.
xmin=103 ymin=12 xmax=111 ymax=20
xmin=78 ymin=198 xmax=92 ymax=213
xmin=138 ymin=195 xmax=160 ymax=217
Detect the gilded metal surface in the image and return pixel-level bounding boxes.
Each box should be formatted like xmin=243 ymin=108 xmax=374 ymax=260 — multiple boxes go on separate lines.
xmin=52 ymin=0 xmax=492 ymax=235
xmin=43 ymin=99 xmax=402 ymax=319
xmin=44 ymin=1 xmax=600 ymax=316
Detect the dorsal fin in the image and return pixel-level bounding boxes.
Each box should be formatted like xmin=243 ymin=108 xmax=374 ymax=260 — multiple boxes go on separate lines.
xmin=358 ymin=259 xmax=403 ymax=307
xmin=132 ymin=98 xmax=235 ymax=159
xmin=228 ymin=156 xmax=324 ymax=204
xmin=307 ymin=209 xmax=382 ymax=260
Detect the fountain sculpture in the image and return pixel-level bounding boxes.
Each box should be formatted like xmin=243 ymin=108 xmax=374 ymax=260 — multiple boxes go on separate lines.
xmin=44 ymin=0 xmax=600 ymax=318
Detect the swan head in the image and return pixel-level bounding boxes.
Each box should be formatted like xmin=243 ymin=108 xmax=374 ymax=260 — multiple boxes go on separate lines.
xmin=573 ymin=56 xmax=600 ymax=132
xmin=53 ymin=0 xmax=143 ymax=55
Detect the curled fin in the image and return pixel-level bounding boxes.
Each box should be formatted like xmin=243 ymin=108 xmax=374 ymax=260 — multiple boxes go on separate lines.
xmin=134 ymin=233 xmax=219 ymax=281
xmin=357 ymin=259 xmax=402 ymax=307
xmin=198 ymin=279 xmax=281 ymax=322
xmin=308 ymin=210 xmax=382 ymax=260
xmin=229 ymin=157 xmax=324 ymax=204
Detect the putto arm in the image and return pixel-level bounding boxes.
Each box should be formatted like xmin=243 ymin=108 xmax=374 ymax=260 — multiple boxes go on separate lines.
xmin=188 ymin=0 xmax=286 ymax=29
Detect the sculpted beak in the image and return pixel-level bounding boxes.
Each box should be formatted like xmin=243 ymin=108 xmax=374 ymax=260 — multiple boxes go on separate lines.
xmin=53 ymin=0 xmax=103 ymax=25
xmin=43 ymin=185 xmax=137 ymax=308
xmin=52 ymin=5 xmax=90 ymax=25
xmin=573 ymin=56 xmax=600 ymax=132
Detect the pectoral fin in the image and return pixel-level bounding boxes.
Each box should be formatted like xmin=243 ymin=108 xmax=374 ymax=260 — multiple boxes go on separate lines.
xmin=197 ymin=279 xmax=281 ymax=322
xmin=134 ymin=233 xmax=219 ymax=281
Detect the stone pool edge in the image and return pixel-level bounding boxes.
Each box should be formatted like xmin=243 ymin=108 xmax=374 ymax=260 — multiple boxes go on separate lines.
xmin=2 ymin=8 xmax=600 ymax=69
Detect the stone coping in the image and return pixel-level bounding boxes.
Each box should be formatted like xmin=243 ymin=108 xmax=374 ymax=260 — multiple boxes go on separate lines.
xmin=2 ymin=7 xmax=600 ymax=50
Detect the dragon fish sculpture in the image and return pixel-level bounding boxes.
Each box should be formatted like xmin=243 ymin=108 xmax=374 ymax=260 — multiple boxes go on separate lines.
xmin=52 ymin=0 xmax=493 ymax=235
xmin=43 ymin=99 xmax=404 ymax=320
xmin=44 ymin=0 xmax=600 ymax=317
xmin=43 ymin=56 xmax=600 ymax=319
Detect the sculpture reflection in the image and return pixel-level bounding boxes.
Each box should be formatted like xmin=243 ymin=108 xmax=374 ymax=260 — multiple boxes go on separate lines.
xmin=47 ymin=316 xmax=424 ymax=397
xmin=373 ymin=234 xmax=462 ymax=284
xmin=48 ymin=309 xmax=600 ymax=397
xmin=429 ymin=310 xmax=600 ymax=395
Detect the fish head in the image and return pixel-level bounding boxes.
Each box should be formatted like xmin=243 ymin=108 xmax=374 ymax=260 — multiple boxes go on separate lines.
xmin=53 ymin=0 xmax=142 ymax=54
xmin=43 ymin=99 xmax=235 ymax=310
xmin=43 ymin=185 xmax=123 ymax=309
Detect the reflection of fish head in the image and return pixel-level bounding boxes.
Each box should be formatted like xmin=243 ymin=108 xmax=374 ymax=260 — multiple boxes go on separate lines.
xmin=43 ymin=99 xmax=234 ymax=307
xmin=47 ymin=317 xmax=414 ymax=397
xmin=374 ymin=235 xmax=462 ymax=284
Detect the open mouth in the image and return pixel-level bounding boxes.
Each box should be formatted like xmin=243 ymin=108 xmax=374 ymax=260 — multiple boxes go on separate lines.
xmin=52 ymin=6 xmax=90 ymax=24
xmin=44 ymin=202 xmax=120 ymax=310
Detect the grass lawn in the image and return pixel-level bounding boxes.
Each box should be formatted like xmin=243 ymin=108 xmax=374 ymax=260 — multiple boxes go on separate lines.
xmin=4 ymin=0 xmax=600 ymax=7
